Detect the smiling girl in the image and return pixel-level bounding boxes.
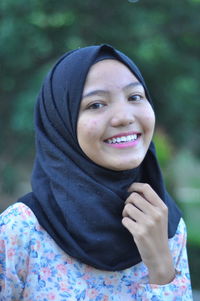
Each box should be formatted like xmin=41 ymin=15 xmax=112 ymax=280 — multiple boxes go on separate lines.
xmin=0 ymin=45 xmax=193 ymax=300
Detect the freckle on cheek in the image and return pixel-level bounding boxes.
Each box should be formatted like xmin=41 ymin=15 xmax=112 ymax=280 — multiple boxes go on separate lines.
xmin=92 ymin=120 xmax=97 ymax=126
xmin=89 ymin=121 xmax=98 ymax=130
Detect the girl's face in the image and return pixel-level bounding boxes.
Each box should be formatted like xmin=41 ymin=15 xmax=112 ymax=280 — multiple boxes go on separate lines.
xmin=77 ymin=59 xmax=155 ymax=171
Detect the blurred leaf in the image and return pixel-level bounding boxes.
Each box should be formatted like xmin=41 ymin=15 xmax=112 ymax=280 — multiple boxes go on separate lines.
xmin=29 ymin=11 xmax=75 ymax=28
xmin=153 ymin=129 xmax=173 ymax=167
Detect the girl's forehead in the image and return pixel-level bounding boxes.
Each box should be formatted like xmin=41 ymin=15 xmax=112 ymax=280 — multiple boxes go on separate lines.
xmin=83 ymin=59 xmax=143 ymax=91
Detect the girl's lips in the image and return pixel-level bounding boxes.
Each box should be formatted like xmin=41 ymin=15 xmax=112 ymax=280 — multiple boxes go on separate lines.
xmin=104 ymin=131 xmax=140 ymax=141
xmin=106 ymin=139 xmax=140 ymax=149
xmin=104 ymin=133 xmax=141 ymax=149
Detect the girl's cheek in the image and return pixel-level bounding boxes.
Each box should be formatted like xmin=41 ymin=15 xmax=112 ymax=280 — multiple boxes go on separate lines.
xmin=79 ymin=118 xmax=99 ymax=137
xmin=142 ymin=107 xmax=155 ymax=129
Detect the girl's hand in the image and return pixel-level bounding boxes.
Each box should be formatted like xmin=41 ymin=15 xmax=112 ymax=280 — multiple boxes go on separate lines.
xmin=122 ymin=183 xmax=175 ymax=285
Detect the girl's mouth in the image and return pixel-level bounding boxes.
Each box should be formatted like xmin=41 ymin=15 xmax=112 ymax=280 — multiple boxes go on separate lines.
xmin=104 ymin=133 xmax=141 ymax=148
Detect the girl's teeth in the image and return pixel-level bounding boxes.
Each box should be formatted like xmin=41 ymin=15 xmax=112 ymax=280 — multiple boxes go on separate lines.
xmin=107 ymin=134 xmax=138 ymax=144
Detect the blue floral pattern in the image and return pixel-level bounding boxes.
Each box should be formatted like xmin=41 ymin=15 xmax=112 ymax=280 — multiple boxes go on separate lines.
xmin=0 ymin=203 xmax=193 ymax=300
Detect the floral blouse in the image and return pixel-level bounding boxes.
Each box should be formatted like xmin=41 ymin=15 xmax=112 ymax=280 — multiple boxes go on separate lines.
xmin=0 ymin=202 xmax=192 ymax=301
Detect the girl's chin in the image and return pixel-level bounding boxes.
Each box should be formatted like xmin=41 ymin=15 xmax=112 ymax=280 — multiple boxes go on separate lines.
xmin=102 ymin=159 xmax=143 ymax=171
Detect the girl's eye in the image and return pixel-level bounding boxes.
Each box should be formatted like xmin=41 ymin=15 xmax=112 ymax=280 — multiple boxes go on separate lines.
xmin=128 ymin=94 xmax=143 ymax=102
xmin=87 ymin=102 xmax=105 ymax=110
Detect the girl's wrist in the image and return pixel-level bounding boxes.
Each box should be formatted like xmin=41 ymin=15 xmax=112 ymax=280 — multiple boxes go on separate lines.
xmin=147 ymin=255 xmax=175 ymax=285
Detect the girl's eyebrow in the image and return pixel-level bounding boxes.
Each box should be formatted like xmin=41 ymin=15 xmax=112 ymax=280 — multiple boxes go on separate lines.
xmin=82 ymin=82 xmax=143 ymax=99
xmin=82 ymin=90 xmax=108 ymax=99
xmin=124 ymin=82 xmax=143 ymax=91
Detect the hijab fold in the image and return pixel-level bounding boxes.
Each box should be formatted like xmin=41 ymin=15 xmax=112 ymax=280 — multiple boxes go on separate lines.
xmin=19 ymin=44 xmax=181 ymax=271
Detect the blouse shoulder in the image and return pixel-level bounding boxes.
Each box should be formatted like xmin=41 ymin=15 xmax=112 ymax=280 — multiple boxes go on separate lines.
xmin=0 ymin=202 xmax=39 ymax=233
xmin=176 ymin=217 xmax=187 ymax=234
xmin=0 ymin=202 xmax=43 ymax=252
xmin=0 ymin=203 xmax=43 ymax=300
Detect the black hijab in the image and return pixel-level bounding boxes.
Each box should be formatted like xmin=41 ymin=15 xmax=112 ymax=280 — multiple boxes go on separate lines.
xmin=19 ymin=44 xmax=181 ymax=271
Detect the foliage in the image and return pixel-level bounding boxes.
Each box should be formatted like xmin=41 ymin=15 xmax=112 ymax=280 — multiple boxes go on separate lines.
xmin=153 ymin=129 xmax=173 ymax=168
xmin=166 ymin=150 xmax=200 ymax=247
xmin=188 ymin=244 xmax=200 ymax=289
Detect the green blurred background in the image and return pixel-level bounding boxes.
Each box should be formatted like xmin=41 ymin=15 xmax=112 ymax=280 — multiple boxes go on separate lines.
xmin=0 ymin=0 xmax=200 ymax=290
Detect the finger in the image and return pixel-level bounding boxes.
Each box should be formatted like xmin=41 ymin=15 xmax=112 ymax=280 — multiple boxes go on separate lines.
xmin=125 ymin=192 xmax=168 ymax=227
xmin=125 ymin=192 xmax=156 ymax=215
xmin=122 ymin=203 xmax=146 ymax=223
xmin=122 ymin=217 xmax=138 ymax=237
xmin=128 ymin=183 xmax=167 ymax=209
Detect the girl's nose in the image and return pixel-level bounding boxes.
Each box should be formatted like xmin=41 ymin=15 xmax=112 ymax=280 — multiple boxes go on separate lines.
xmin=110 ymin=104 xmax=135 ymax=127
